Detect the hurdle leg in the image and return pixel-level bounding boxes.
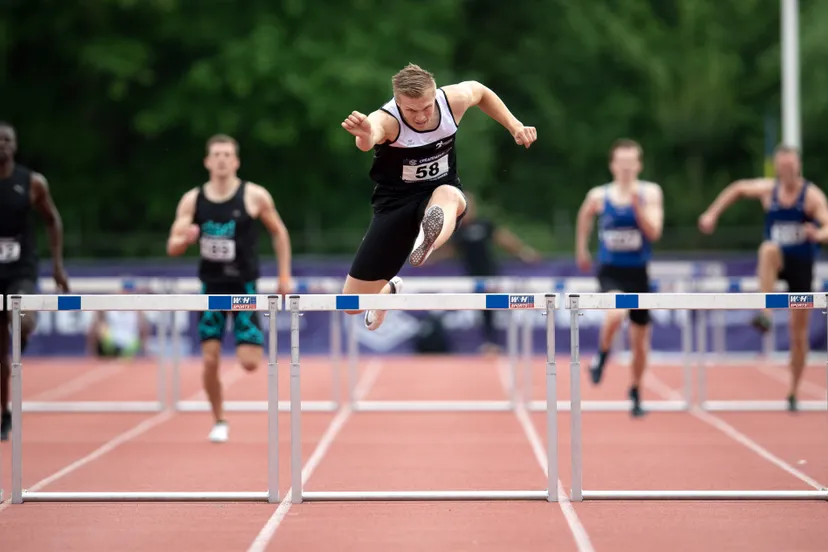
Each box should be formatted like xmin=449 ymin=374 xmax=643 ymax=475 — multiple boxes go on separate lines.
xmin=267 ymin=297 xmax=280 ymax=503
xmin=347 ymin=314 xmax=358 ymax=408
xmin=10 ymin=296 xmax=23 ymax=504
xmin=545 ymin=295 xmax=558 ymax=502
xmin=330 ymin=310 xmax=342 ymax=408
xmin=696 ymin=309 xmax=708 ymax=407
xmin=507 ymin=311 xmax=518 ymax=409
xmin=290 ymin=297 xmax=303 ymax=504
xmin=171 ymin=311 xmax=181 ymax=411
xmin=682 ymin=309 xmax=694 ymax=408
xmin=156 ymin=311 xmax=168 ymax=410
xmin=568 ymin=295 xmax=583 ymax=502
xmin=522 ymin=310 xmax=533 ymax=405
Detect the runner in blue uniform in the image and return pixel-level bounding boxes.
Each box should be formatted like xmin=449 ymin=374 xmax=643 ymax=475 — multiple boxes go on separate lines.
xmin=699 ymin=145 xmax=828 ymax=410
xmin=576 ymin=139 xmax=664 ymax=417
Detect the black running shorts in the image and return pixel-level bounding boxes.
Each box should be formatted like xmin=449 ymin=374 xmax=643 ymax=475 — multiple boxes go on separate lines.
xmin=597 ymin=264 xmax=651 ymax=326
xmin=779 ymin=253 xmax=813 ymax=293
xmin=349 ymin=187 xmax=467 ymax=282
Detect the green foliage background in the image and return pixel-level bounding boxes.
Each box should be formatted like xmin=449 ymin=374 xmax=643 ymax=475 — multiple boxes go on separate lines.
xmin=3 ymin=0 xmax=827 ymax=259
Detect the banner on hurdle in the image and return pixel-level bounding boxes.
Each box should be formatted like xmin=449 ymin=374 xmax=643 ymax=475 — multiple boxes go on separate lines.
xmin=286 ymin=292 xmax=561 ymax=503
xmin=6 ymin=293 xmax=283 ymax=504
xmin=565 ymin=292 xmax=828 ymax=502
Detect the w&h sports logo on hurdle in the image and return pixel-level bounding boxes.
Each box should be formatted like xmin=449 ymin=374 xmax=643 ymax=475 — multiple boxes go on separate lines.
xmin=509 ymin=295 xmax=535 ymax=309
xmin=231 ymin=295 xmax=256 ymax=310
xmin=788 ymin=294 xmax=814 ymax=309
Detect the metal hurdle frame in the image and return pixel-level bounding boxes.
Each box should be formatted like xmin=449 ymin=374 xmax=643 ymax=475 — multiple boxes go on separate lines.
xmin=565 ymin=291 xmax=828 ymax=501
xmin=16 ymin=277 xmax=171 ymax=413
xmin=286 ymin=291 xmax=561 ymax=503
xmin=338 ymin=276 xmax=530 ymax=413
xmin=165 ymin=276 xmax=340 ymax=414
xmin=7 ymin=292 xmax=282 ymax=503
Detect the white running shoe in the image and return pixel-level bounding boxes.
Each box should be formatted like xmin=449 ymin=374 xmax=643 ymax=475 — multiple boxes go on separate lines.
xmin=209 ymin=420 xmax=229 ymax=443
xmin=364 ymin=276 xmax=404 ymax=331
xmin=409 ymin=205 xmax=445 ymax=267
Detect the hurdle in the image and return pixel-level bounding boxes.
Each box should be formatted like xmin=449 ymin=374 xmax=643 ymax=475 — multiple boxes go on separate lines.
xmin=521 ymin=272 xmax=696 ymax=414
xmin=566 ymin=291 xmax=828 ymax=501
xmin=7 ymin=293 xmax=282 ymax=503
xmin=286 ymin=292 xmax=560 ymax=503
xmin=316 ymin=276 xmax=531 ymax=413
xmin=13 ymin=277 xmax=171 ymax=413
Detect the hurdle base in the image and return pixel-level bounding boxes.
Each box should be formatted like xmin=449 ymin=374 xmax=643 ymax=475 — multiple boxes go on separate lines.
xmin=297 ymin=490 xmax=549 ymax=503
xmin=702 ymin=400 xmax=828 ymax=412
xmin=580 ymin=490 xmax=828 ymax=500
xmin=22 ymin=401 xmax=163 ymax=413
xmin=352 ymin=400 xmax=514 ymax=412
xmin=21 ymin=491 xmax=271 ymax=502
xmin=176 ymin=400 xmax=338 ymax=412
xmin=527 ymin=400 xmax=688 ymax=412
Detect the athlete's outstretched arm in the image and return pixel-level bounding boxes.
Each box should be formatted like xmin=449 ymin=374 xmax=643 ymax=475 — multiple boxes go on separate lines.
xmin=445 ymin=81 xmax=537 ymax=148
xmin=31 ymin=173 xmax=69 ymax=292
xmin=254 ymin=185 xmax=292 ymax=293
xmin=633 ymin=184 xmax=664 ymax=241
xmin=341 ymin=110 xmax=395 ymax=152
xmin=698 ymin=178 xmax=771 ymax=234
xmin=167 ymin=189 xmax=199 ymax=256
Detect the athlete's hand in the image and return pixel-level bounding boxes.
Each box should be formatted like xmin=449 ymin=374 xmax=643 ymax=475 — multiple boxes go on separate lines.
xmin=184 ymin=224 xmax=200 ymax=244
xmin=512 ymin=125 xmax=537 ymax=148
xmin=277 ymin=276 xmax=292 ymax=295
xmin=803 ymin=222 xmax=820 ymax=242
xmin=697 ymin=211 xmax=717 ymax=234
xmin=53 ymin=263 xmax=70 ymax=293
xmin=576 ymin=248 xmax=591 ymax=273
xmin=341 ymin=111 xmax=372 ymax=140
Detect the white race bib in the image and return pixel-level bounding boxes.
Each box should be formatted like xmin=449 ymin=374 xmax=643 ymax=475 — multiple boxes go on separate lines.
xmin=200 ymin=237 xmax=236 ymax=262
xmin=601 ymin=229 xmax=643 ymax=251
xmin=0 ymin=238 xmax=21 ymax=263
xmin=770 ymin=223 xmax=807 ymax=246
xmin=401 ymin=155 xmax=449 ymax=183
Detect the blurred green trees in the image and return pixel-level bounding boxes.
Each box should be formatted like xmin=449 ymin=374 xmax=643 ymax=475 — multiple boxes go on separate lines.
xmin=3 ymin=0 xmax=827 ymax=258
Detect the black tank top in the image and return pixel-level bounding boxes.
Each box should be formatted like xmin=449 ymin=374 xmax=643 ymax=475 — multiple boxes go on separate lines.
xmin=0 ymin=164 xmax=38 ymax=280
xmin=192 ymin=181 xmax=260 ymax=284
xmin=369 ymin=88 xmax=461 ymax=209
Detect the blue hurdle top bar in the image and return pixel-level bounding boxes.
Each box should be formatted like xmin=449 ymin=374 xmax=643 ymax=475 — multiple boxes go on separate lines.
xmin=567 ymin=292 xmax=827 ymax=310
xmin=10 ymin=294 xmax=282 ymax=312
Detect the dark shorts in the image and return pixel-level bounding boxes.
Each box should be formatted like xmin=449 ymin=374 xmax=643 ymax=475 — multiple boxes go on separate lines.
xmin=779 ymin=253 xmax=813 ymax=293
xmin=198 ymin=280 xmax=264 ymax=347
xmin=597 ymin=264 xmax=650 ymax=326
xmin=349 ymin=186 xmax=467 ymax=282
xmin=0 ymin=277 xmax=38 ymax=322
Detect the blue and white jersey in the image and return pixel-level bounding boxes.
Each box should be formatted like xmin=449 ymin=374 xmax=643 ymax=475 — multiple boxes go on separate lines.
xmin=597 ymin=185 xmax=651 ymax=267
xmin=764 ymin=180 xmax=819 ymax=260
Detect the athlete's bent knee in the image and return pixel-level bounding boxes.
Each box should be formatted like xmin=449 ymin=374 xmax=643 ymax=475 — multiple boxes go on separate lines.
xmin=201 ymin=341 xmax=221 ymax=369
xmin=237 ymin=344 xmax=262 ymax=372
xmin=629 ymin=309 xmax=650 ymax=327
xmin=758 ymin=240 xmax=782 ymax=262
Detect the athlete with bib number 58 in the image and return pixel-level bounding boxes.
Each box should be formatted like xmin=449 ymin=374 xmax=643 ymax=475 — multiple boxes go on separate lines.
xmin=698 ymin=145 xmax=828 ymax=411
xmin=166 ymin=134 xmax=292 ymax=442
xmin=340 ymin=63 xmax=537 ymax=331
xmin=576 ymin=139 xmax=664 ymax=418
xmin=0 ymin=122 xmax=70 ymax=441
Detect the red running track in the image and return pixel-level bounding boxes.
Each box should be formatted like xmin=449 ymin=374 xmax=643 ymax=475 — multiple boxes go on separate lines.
xmin=0 ymin=354 xmax=826 ymax=551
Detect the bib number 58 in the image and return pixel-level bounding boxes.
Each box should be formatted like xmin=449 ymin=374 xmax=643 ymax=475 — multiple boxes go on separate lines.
xmin=415 ymin=162 xmax=441 ymax=179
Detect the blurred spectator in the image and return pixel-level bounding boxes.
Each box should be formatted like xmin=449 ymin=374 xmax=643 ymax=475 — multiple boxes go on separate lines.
xmin=430 ymin=192 xmax=540 ymax=353
xmin=87 ymin=279 xmax=149 ymax=359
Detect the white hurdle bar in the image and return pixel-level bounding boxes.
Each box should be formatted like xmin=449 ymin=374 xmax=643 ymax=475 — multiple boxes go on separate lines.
xmin=565 ymin=292 xmax=828 ymax=502
xmin=13 ymin=277 xmax=171 ymax=413
xmin=287 ymin=292 xmax=560 ymax=503
xmin=7 ymin=293 xmax=282 ymax=504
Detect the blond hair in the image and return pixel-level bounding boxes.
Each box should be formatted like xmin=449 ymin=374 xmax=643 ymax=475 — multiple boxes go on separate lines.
xmin=392 ymin=63 xmax=436 ymax=98
xmin=206 ymin=134 xmax=239 ymax=155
